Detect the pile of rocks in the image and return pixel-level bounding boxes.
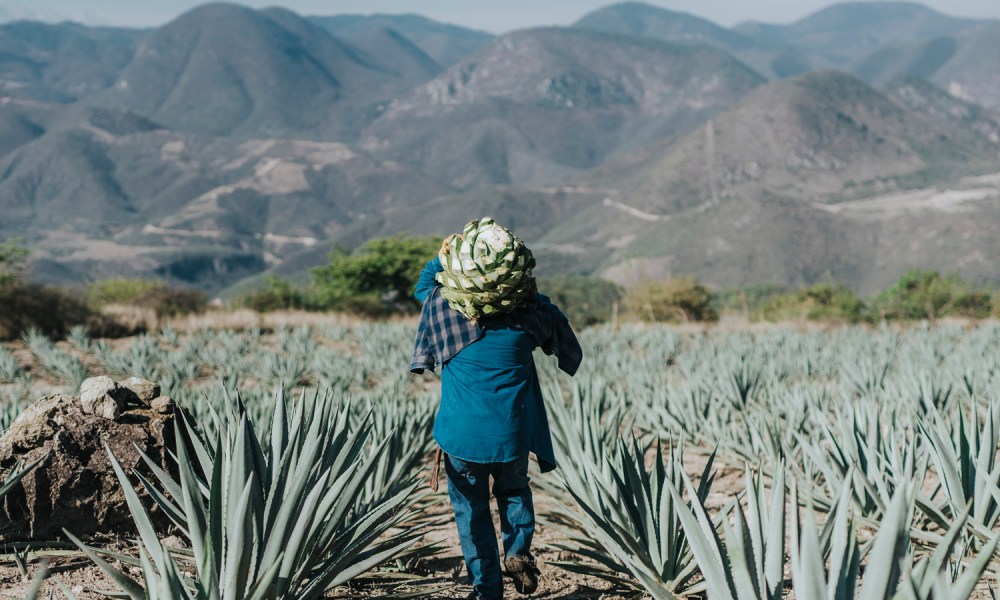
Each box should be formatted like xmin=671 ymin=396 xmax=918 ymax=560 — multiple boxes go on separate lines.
xmin=79 ymin=376 xmax=175 ymax=419
xmin=0 ymin=376 xmax=182 ymax=540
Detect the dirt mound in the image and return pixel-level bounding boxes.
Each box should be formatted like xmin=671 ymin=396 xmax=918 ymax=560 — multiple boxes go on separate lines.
xmin=0 ymin=377 xmax=181 ymax=540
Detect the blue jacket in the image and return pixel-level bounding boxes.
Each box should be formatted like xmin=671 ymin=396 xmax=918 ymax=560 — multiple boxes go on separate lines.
xmin=410 ymin=258 xmax=581 ymax=471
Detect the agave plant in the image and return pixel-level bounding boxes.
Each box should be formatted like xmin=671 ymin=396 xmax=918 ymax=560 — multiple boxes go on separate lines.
xmin=790 ymin=480 xmax=861 ymax=600
xmin=70 ymin=388 xmax=422 ymax=599
xmin=0 ymin=345 xmax=20 ymax=383
xmin=799 ymin=403 xmax=927 ymax=521
xmin=668 ymin=465 xmax=786 ymax=600
xmin=549 ymin=436 xmax=715 ymax=598
xmin=920 ymin=400 xmax=1000 ymax=535
xmin=1 ymin=454 xmax=46 ymax=500
xmin=436 ymin=216 xmax=535 ymax=319
xmin=22 ymin=329 xmax=88 ymax=392
xmin=792 ymin=483 xmax=998 ymax=600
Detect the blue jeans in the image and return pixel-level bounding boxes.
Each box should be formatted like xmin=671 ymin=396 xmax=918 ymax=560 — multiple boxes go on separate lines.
xmin=445 ymin=453 xmax=534 ymax=600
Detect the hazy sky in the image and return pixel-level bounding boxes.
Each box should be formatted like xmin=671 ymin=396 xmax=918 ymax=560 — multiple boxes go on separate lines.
xmin=1 ymin=0 xmax=998 ymax=31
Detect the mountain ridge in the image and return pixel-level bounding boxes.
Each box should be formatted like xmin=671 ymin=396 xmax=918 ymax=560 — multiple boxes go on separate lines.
xmin=1 ymin=2 xmax=999 ymax=295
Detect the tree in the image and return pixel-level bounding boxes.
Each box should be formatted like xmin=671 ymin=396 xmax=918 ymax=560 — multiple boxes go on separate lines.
xmin=311 ymin=235 xmax=440 ymax=312
xmin=760 ymin=283 xmax=866 ymax=323
xmin=623 ymin=276 xmax=718 ymax=323
xmin=539 ymin=276 xmax=623 ymax=327
xmin=241 ymin=276 xmax=308 ymax=312
xmin=873 ymin=270 xmax=992 ymax=321
xmin=0 ymin=240 xmax=28 ymax=288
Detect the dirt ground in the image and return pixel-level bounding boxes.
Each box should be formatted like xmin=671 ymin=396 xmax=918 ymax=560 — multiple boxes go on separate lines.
xmin=0 ymin=488 xmax=638 ymax=599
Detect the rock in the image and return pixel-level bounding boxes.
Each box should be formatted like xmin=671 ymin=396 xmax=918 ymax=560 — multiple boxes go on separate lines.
xmin=119 ymin=377 xmax=160 ymax=406
xmin=0 ymin=382 xmax=184 ymax=540
xmin=79 ymin=376 xmax=132 ymax=419
xmin=151 ymin=396 xmax=174 ymax=415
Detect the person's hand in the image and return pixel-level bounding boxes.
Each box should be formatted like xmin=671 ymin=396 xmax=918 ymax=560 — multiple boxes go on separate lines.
xmin=441 ymin=234 xmax=461 ymax=256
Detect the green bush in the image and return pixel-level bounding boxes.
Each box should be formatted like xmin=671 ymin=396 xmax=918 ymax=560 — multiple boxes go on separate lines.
xmin=0 ymin=282 xmax=94 ymax=340
xmin=623 ymin=277 xmax=718 ymax=323
xmin=538 ymin=275 xmax=622 ymax=327
xmin=241 ymin=276 xmax=309 ymax=312
xmin=0 ymin=240 xmax=28 ymax=288
xmin=87 ymin=278 xmax=207 ymax=317
xmin=873 ymin=270 xmax=992 ymax=320
xmin=311 ymin=235 xmax=440 ymax=314
xmin=137 ymin=286 xmax=208 ymax=318
xmin=713 ymin=283 xmax=789 ymax=320
xmin=86 ymin=278 xmax=160 ymax=306
xmin=760 ymin=283 xmax=866 ymax=323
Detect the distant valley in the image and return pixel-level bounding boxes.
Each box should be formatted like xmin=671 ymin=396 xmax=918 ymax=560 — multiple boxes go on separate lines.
xmin=0 ymin=1 xmax=998 ymax=295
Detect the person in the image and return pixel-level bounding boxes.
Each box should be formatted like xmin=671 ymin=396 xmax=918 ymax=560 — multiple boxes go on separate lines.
xmin=410 ymin=217 xmax=582 ymax=600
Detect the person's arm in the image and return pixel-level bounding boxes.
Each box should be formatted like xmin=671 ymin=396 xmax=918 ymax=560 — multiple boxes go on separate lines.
xmin=534 ymin=293 xmax=583 ymax=376
xmin=414 ymin=257 xmax=443 ymax=304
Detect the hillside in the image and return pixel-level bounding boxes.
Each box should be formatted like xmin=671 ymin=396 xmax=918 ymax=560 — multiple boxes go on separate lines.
xmin=1 ymin=2 xmax=999 ymax=295
xmin=364 ymin=27 xmax=764 ymax=189
xmin=592 ymin=71 xmax=997 ymax=214
xmin=0 ymin=21 xmax=144 ymax=103
xmin=92 ymin=3 xmax=434 ymax=139
xmin=852 ymin=22 xmax=1000 ymax=110
xmin=574 ymin=2 xmax=751 ymax=50
xmin=572 ymin=2 xmax=827 ymax=79
xmin=0 ymin=106 xmax=452 ymax=289
xmin=735 ymin=2 xmax=981 ymax=65
xmin=309 ymin=13 xmax=493 ymax=67
xmin=527 ymin=72 xmax=1000 ymax=291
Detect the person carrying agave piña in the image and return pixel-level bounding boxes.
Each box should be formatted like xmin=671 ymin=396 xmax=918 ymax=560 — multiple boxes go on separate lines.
xmin=411 ymin=217 xmax=582 ymax=600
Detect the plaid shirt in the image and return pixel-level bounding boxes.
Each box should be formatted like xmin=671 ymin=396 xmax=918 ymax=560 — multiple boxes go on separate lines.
xmin=410 ymin=286 xmax=582 ymax=376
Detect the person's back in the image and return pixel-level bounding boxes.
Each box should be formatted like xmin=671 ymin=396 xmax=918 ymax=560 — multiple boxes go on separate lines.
xmin=410 ymin=218 xmax=581 ymax=599
xmin=436 ymin=326 xmax=538 ymax=464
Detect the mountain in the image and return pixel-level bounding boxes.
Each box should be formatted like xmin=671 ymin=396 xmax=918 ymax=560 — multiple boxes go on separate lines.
xmin=573 ymin=2 xmax=828 ymax=79
xmin=595 ymin=71 xmax=997 ymax=215
xmin=319 ymin=26 xmax=443 ymax=88
xmin=735 ymin=2 xmax=982 ymax=65
xmin=852 ymin=23 xmax=1000 ymax=110
xmin=364 ymin=27 xmax=765 ymax=190
xmin=93 ymin=3 xmax=436 ymax=139
xmin=3 ymin=3 xmax=999 ymax=295
xmin=0 ymin=104 xmax=47 ymax=157
xmin=0 ymin=106 xmax=452 ymax=289
xmin=574 ymin=2 xmax=751 ymax=50
xmin=882 ymin=76 xmax=1000 ymax=145
xmin=0 ymin=21 xmax=144 ymax=103
xmin=309 ymin=13 xmax=493 ymax=67
xmin=525 ymin=71 xmax=1000 ymax=291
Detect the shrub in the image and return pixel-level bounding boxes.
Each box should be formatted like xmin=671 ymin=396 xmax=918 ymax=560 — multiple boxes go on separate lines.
xmin=760 ymin=283 xmax=866 ymax=323
xmin=713 ymin=283 xmax=789 ymax=320
xmin=0 ymin=282 xmax=94 ymax=340
xmin=86 ymin=277 xmax=159 ymax=306
xmin=136 ymin=285 xmax=207 ymax=318
xmin=539 ymin=276 xmax=623 ymax=327
xmin=873 ymin=270 xmax=992 ymax=320
xmin=240 ymin=275 xmax=309 ymax=312
xmin=311 ymin=235 xmax=440 ymax=314
xmin=623 ymin=276 xmax=718 ymax=323
xmin=0 ymin=240 xmax=28 ymax=288
xmin=87 ymin=278 xmax=207 ymax=318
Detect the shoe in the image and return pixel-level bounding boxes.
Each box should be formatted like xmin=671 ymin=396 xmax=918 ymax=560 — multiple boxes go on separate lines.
xmin=505 ymin=554 xmax=540 ymax=595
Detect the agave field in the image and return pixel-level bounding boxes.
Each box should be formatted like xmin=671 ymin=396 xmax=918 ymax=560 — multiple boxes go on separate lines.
xmin=2 ymin=319 xmax=1000 ymax=598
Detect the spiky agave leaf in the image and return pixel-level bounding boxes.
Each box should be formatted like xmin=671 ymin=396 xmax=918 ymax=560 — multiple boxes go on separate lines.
xmin=549 ymin=435 xmax=714 ymax=598
xmin=71 ymin=388 xmax=422 ymax=600
xmin=667 ymin=463 xmax=785 ymax=600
